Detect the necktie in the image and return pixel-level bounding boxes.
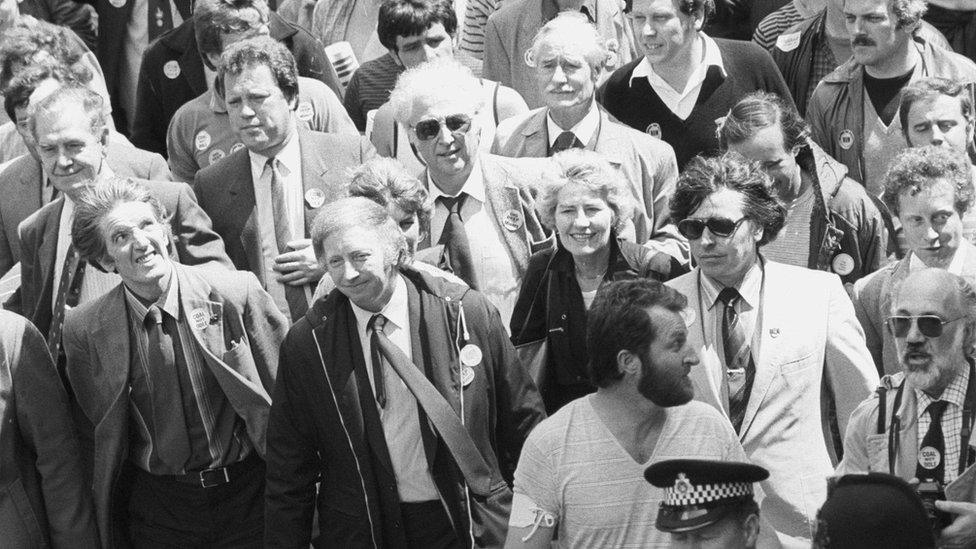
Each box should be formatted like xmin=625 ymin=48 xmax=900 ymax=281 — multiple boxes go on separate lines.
xmin=719 ymin=287 xmax=755 ymax=433
xmin=147 ymin=0 xmax=175 ymax=41
xmin=266 ymin=158 xmax=309 ymax=320
xmin=368 ymin=314 xmax=388 ymax=408
xmin=145 ymin=306 xmax=191 ymax=470
xmin=438 ymin=193 xmax=479 ymax=290
xmin=550 ymin=131 xmax=584 ymax=155
xmin=48 ymin=245 xmax=86 ymax=360
xmin=917 ymin=400 xmax=949 ymax=483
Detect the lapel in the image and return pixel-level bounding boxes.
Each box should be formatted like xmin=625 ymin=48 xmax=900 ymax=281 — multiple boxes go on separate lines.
xmin=480 ymin=157 xmax=530 ymax=275
xmin=297 ymin=130 xmax=334 ymax=237
xmin=87 ymin=286 xmax=132 ymax=430
xmin=739 ymin=262 xmax=784 ymax=438
xmin=676 ymin=270 xmax=728 ymax=415
xmin=405 ymin=279 xmax=440 ymax=466
xmin=591 ymin=109 xmax=624 ymax=167
xmin=225 ymin=152 xmax=264 ymax=282
xmin=180 ymin=32 xmax=207 ymax=97
xmin=518 ymin=109 xmax=549 ymax=158
xmin=33 ymin=199 xmax=65 ymax=319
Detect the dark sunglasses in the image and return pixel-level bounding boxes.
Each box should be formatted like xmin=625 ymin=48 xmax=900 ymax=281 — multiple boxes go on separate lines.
xmin=676 ymin=217 xmax=748 ymax=240
xmin=412 ymin=114 xmax=473 ymax=141
xmin=886 ymin=315 xmax=963 ymax=338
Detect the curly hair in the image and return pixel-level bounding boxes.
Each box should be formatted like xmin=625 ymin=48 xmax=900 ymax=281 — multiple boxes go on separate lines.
xmin=377 ymin=0 xmax=457 ymax=52
xmin=389 ymin=58 xmax=484 ymax=124
xmin=347 ymin=158 xmax=433 ymax=238
xmin=537 ymin=149 xmax=636 ymax=235
xmin=718 ymin=91 xmax=810 ymax=152
xmin=194 ymin=0 xmax=271 ymax=70
xmin=217 ymin=35 xmax=299 ymax=105
xmin=891 ymin=0 xmax=927 ymax=29
xmin=0 ymin=18 xmax=84 ymax=90
xmin=882 ymin=145 xmax=974 ymax=216
xmin=3 ymin=61 xmax=90 ymax=122
xmin=898 ymin=77 xmax=974 ymax=142
xmin=669 ymin=153 xmax=787 ymax=246
xmin=586 ymin=279 xmax=688 ymax=388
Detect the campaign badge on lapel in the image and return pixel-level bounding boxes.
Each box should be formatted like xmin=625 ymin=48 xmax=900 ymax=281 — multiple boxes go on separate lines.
xmin=769 ymin=328 xmax=780 ymax=338
xmin=646 ymin=123 xmax=662 ymax=139
xmin=839 ymin=130 xmax=855 ymax=150
xmin=305 ymin=188 xmax=326 ymax=209
xmin=297 ymin=101 xmax=314 ymax=122
xmin=231 ymin=142 xmax=246 ymax=154
xmin=195 ymin=131 xmax=212 ymax=151
xmin=163 ymin=60 xmax=181 ymax=80
xmin=190 ymin=308 xmax=211 ymax=331
xmin=208 ymin=149 xmax=226 ymax=165
xmin=460 ymin=343 xmax=482 ymax=387
xmin=832 ymin=253 xmax=855 ymax=276
xmin=503 ymin=210 xmax=523 ymax=232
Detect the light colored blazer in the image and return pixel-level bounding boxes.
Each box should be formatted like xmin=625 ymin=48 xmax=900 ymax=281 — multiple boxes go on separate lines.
xmin=492 ymin=106 xmax=688 ymax=263
xmin=667 ymin=260 xmax=878 ymax=547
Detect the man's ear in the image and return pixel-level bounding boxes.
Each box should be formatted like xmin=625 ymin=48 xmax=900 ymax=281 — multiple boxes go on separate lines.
xmin=95 ymin=254 xmax=116 ymax=274
xmin=743 ymin=513 xmax=761 ymax=547
xmin=617 ymin=349 xmax=640 ymax=377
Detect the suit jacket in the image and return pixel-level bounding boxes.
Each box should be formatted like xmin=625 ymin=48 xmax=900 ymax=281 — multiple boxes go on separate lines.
xmin=130 ymin=12 xmax=342 ymax=156
xmin=492 ymin=106 xmax=688 ymax=263
xmin=193 ymin=128 xmax=373 ymax=289
xmin=667 ymin=261 xmax=878 ymax=547
xmin=11 ymin=178 xmax=232 ymax=337
xmin=0 ymin=144 xmax=171 ymax=277
xmin=265 ymin=267 xmax=546 ymax=548
xmin=0 ymin=310 xmax=98 ymax=548
xmin=63 ymin=263 xmax=286 ymax=549
xmin=851 ymin=242 xmax=976 ymax=377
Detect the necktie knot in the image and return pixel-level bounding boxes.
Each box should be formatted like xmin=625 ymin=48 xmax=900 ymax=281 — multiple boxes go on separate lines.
xmin=718 ymin=287 xmax=741 ymax=308
xmin=146 ymin=305 xmax=163 ymax=327
xmin=928 ymin=400 xmax=948 ymax=421
xmin=552 ymin=131 xmax=583 ymax=154
xmin=439 ymin=193 xmax=468 ymax=216
xmin=368 ymin=313 xmax=387 ymax=334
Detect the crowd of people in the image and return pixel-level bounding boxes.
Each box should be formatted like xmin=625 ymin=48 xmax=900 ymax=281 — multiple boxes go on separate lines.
xmin=5 ymin=0 xmax=976 ymax=546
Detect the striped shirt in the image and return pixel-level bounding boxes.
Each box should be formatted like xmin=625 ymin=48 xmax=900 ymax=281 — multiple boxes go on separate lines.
xmin=343 ymin=53 xmax=404 ymax=131
xmin=916 ymin=367 xmax=969 ymax=484
xmin=460 ymin=0 xmax=501 ymax=60
xmin=752 ymin=2 xmax=803 ymax=51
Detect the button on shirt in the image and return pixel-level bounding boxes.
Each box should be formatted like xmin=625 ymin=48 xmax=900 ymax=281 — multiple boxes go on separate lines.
xmin=916 ymin=367 xmax=970 ymax=483
xmin=546 ymin=98 xmax=600 ymax=149
xmin=349 ymin=275 xmax=440 ymax=502
xmin=699 ymin=261 xmax=763 ymax=372
xmin=629 ymin=33 xmax=728 ymax=120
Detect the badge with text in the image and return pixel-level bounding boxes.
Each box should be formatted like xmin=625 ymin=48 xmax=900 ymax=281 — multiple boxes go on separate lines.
xmin=189 ymin=308 xmax=211 ymax=331
xmin=297 ymin=101 xmax=314 ymax=122
xmin=502 ymin=210 xmax=523 ymax=231
xmin=230 ymin=142 xmax=246 ymax=154
xmin=832 ymin=253 xmax=855 ymax=276
xmin=195 ymin=130 xmax=211 ymax=151
xmin=461 ymin=366 xmax=475 ymax=387
xmin=646 ymin=123 xmax=662 ymax=139
xmin=208 ymin=149 xmax=226 ymax=165
xmin=163 ymin=60 xmax=181 ymax=80
xmin=305 ymin=188 xmax=326 ymax=209
xmin=839 ymin=130 xmax=855 ymax=150
xmin=919 ymin=446 xmax=942 ymax=470
xmin=769 ymin=328 xmax=780 ymax=338
xmin=776 ymin=32 xmax=801 ymax=52
xmin=460 ymin=343 xmax=482 ymax=366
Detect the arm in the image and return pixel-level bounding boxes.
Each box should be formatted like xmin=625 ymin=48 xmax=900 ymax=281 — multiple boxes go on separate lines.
xmin=482 ymin=15 xmax=512 ymax=87
xmin=146 ymin=151 xmax=173 ymax=181
xmin=342 ymin=72 xmax=368 ymax=132
xmin=369 ymin=104 xmax=397 ymax=157
xmin=495 ymin=85 xmax=529 ymax=124
xmin=806 ymin=86 xmax=834 ymax=157
xmin=854 ymin=184 xmax=888 ymax=276
xmin=851 ymin=274 xmax=886 ymax=375
xmin=459 ymin=0 xmax=499 ymax=60
xmin=171 ymin=184 xmax=235 ymax=270
xmin=834 ymin=397 xmax=876 ymax=475
xmin=503 ymin=432 xmax=558 ymax=549
xmin=640 ymin=142 xmax=690 ymax=266
xmin=316 ymin=82 xmax=358 ymax=136
xmin=243 ymin=272 xmax=287 ymax=392
xmin=166 ymin=114 xmax=201 ymax=184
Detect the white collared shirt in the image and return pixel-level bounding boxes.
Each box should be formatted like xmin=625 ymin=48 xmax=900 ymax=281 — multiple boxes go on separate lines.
xmin=545 ymin=99 xmax=600 ymax=148
xmin=427 ymin=160 xmax=520 ymax=327
xmin=909 ymin=242 xmax=969 ymax=275
xmin=349 ymin=275 xmax=440 ymax=502
xmin=699 ymin=260 xmax=763 ymax=370
xmin=629 ymin=33 xmax=728 ymax=120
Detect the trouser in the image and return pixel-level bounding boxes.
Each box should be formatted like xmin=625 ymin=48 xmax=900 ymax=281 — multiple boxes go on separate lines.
xmin=401 ymin=500 xmax=464 ymax=549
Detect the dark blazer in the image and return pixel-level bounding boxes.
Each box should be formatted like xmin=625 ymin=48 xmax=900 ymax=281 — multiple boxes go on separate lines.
xmin=265 ymin=267 xmax=546 ymax=548
xmin=0 ymin=143 xmax=171 ymax=277
xmin=193 ymin=129 xmax=373 ymax=286
xmin=63 ymin=264 xmax=287 ymax=549
xmin=0 ymin=310 xmax=98 ymax=548
xmin=19 ymin=0 xmax=97 ymax=50
xmin=130 ymin=12 xmax=342 ymax=156
xmin=10 ymin=178 xmax=233 ymax=337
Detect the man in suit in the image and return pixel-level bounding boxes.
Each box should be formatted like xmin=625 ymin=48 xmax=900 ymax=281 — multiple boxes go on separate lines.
xmin=10 ymin=85 xmax=231 ymax=352
xmin=389 ymin=59 xmax=554 ymax=326
xmin=853 ymin=146 xmax=976 ymax=376
xmin=665 ymin=153 xmax=878 ymax=547
xmin=0 ymin=65 xmax=171 ymax=278
xmin=194 ymin=37 xmax=374 ymax=322
xmin=63 ymin=177 xmax=287 ymax=548
xmin=492 ymin=13 xmax=686 ymax=265
xmin=131 ymin=0 xmax=342 ymax=156
xmin=265 ymin=196 xmax=545 ymax=547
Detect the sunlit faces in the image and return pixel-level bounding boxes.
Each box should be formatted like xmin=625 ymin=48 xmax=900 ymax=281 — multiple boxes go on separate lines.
xmin=636 ymin=306 xmax=697 ymax=407
xmin=686 ymin=188 xmax=763 ymax=287
xmin=726 ymin=126 xmax=803 ymax=201
xmin=393 ymin=22 xmax=454 ymax=69
xmin=905 ymin=95 xmax=974 ymax=151
xmin=98 ymin=201 xmax=173 ymax=293
xmin=554 ymin=182 xmax=614 ymax=258
xmin=321 ymin=225 xmax=400 ymax=312
xmin=33 ymin=106 xmax=107 ymax=198
xmin=843 ymin=0 xmax=911 ymax=69
xmin=627 ymin=0 xmax=701 ymax=67
xmin=533 ymin=39 xmax=598 ymax=112
xmin=224 ymin=63 xmax=296 ymax=157
xmin=897 ymin=180 xmax=963 ymax=268
xmin=407 ymin=96 xmax=481 ymax=180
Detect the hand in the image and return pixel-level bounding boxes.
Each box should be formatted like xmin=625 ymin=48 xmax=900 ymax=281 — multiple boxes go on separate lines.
xmin=273 ymin=239 xmax=324 ymax=286
xmin=935 ymin=500 xmax=976 ymax=548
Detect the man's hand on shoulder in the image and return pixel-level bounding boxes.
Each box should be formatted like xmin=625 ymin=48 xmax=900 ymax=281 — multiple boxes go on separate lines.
xmin=936 ymin=500 xmax=976 ymax=548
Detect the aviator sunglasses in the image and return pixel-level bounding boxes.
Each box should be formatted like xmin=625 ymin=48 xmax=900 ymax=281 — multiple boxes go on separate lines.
xmin=411 ymin=114 xmax=473 ymax=141
xmin=886 ymin=315 xmax=964 ymax=338
xmin=676 ymin=217 xmax=748 ymax=240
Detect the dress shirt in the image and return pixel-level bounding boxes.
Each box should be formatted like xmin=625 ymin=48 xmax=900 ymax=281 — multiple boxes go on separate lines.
xmin=427 ymin=161 xmax=521 ymax=325
xmin=699 ymin=259 xmax=764 ymax=370
xmin=545 ymin=98 xmax=600 ymax=148
xmin=916 ymin=367 xmax=969 ymax=483
xmin=629 ymin=33 xmax=728 ymax=120
xmin=349 ymin=275 xmax=440 ymax=502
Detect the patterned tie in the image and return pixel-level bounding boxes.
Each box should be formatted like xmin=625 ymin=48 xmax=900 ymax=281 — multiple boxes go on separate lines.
xmin=147 ymin=0 xmax=175 ymax=41
xmin=438 ymin=193 xmax=479 ymax=290
xmin=719 ymin=287 xmax=755 ymax=433
xmin=917 ymin=400 xmax=949 ymax=483
xmin=368 ymin=314 xmax=388 ymax=408
xmin=47 ymin=245 xmax=86 ymax=360
xmin=266 ymin=158 xmax=309 ymax=320
xmin=549 ymin=131 xmax=584 ymax=155
xmin=145 ymin=306 xmax=191 ymax=470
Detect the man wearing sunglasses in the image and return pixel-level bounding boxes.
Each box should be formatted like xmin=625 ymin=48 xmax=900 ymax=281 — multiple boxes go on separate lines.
xmin=666 ymin=153 xmax=878 ymax=546
xmin=389 ymin=59 xmax=553 ymax=326
xmin=852 ymin=146 xmax=976 ymax=376
xmin=838 ymin=268 xmax=976 ymax=548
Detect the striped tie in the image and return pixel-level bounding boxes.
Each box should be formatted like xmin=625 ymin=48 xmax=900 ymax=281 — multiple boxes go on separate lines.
xmin=719 ymin=287 xmax=755 ymax=433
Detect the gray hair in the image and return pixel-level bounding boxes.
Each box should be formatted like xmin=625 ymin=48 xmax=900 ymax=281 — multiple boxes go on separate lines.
xmin=28 ymin=84 xmax=106 ymax=139
xmin=525 ymin=12 xmax=613 ymax=74
xmin=311 ymin=197 xmax=410 ymax=267
xmin=537 ymin=149 xmax=636 ymax=234
xmin=389 ymin=58 xmax=485 ymax=124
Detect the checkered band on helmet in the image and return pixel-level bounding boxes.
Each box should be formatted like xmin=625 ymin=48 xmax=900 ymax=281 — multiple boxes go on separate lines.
xmin=662 ymin=474 xmax=753 ymax=507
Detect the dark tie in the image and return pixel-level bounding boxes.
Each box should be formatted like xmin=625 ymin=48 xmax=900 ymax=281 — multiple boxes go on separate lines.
xmin=438 ymin=193 xmax=479 ymax=290
xmin=917 ymin=400 xmax=949 ymax=483
xmin=719 ymin=287 xmax=755 ymax=433
xmin=145 ymin=306 xmax=191 ymax=470
xmin=549 ymin=131 xmax=584 ymax=155
xmin=48 ymin=245 xmax=86 ymax=359
xmin=368 ymin=314 xmax=388 ymax=408
xmin=267 ymin=158 xmax=309 ymax=320
xmin=147 ymin=0 xmax=175 ymax=41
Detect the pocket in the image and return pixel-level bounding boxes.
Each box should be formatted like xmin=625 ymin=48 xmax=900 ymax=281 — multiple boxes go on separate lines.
xmin=0 ymin=478 xmax=44 ymax=548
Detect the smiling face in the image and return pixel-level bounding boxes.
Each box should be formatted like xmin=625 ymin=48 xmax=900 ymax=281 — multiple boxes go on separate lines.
xmin=906 ymin=95 xmax=974 ymax=152
xmin=392 ymin=22 xmax=454 ymax=69
xmin=897 ymin=180 xmax=963 ymax=268
xmin=686 ymin=188 xmax=763 ymax=287
xmin=636 ymin=305 xmax=697 ymax=406
xmin=554 ymin=182 xmax=614 ymax=259
xmin=628 ymin=0 xmax=700 ymax=67
xmin=98 ymin=201 xmax=173 ymax=295
xmin=726 ymin=126 xmax=803 ymax=201
xmin=534 ymin=39 xmax=598 ymax=112
xmin=225 ymin=63 xmax=296 ymax=157
xmin=407 ymin=95 xmax=481 ymax=183
xmin=321 ymin=225 xmax=400 ymax=312
xmin=34 ymin=106 xmax=107 ymax=198
xmin=844 ymin=0 xmax=911 ymax=68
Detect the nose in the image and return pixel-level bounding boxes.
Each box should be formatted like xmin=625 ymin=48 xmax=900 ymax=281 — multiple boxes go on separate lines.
xmin=420 ymin=44 xmax=437 ymax=62
xmin=551 ymin=64 xmax=567 ymax=85
xmin=924 ymin=223 xmax=940 ymax=241
xmin=931 ymin=127 xmax=946 ymax=145
xmin=437 ymin=121 xmax=456 ymax=145
xmin=571 ymin=209 xmax=589 ymax=228
xmin=699 ymin=227 xmax=716 ymax=247
xmin=55 ymin=148 xmax=73 ymax=168
xmin=239 ymin=102 xmax=256 ymax=117
xmin=642 ymin=20 xmax=655 ymax=37
xmin=131 ymin=227 xmax=152 ymax=249
xmin=906 ymin=319 xmax=927 ymax=344
xmin=340 ymin=260 xmax=359 ymax=283
xmin=684 ymin=346 xmax=700 ymax=367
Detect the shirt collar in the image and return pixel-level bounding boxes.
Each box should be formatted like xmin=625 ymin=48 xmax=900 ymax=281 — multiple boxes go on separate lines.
xmin=908 ymin=242 xmax=970 ymax=276
xmin=207 ymin=89 xmax=226 ymax=114
xmin=629 ymin=33 xmax=727 ymax=87
xmin=699 ymin=257 xmax=763 ymax=311
xmin=248 ymin=128 xmax=301 ymax=178
xmin=546 ymin=99 xmax=600 ymax=147
xmin=123 ymin=265 xmax=180 ymax=325
xmin=916 ymin=365 xmax=970 ymax=418
xmin=541 ymin=0 xmax=597 ymax=22
xmin=427 ymin=157 xmax=486 ymax=203
xmin=349 ymin=274 xmax=409 ymax=334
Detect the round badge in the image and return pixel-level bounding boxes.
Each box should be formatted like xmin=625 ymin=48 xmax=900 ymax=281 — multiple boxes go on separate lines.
xmin=839 ymin=129 xmax=855 ymax=150
xmin=645 ymin=123 xmax=662 ymax=139
xmin=296 ymin=101 xmax=314 ymax=122
xmin=305 ymin=188 xmax=326 ymax=209
xmin=460 ymin=343 xmax=482 ymax=366
xmin=195 ymin=130 xmax=211 ymax=151
xmin=461 ymin=366 xmax=475 ymax=387
xmin=230 ymin=142 xmax=246 ymax=154
xmin=831 ymin=253 xmax=855 ymax=276
xmin=919 ymin=446 xmax=942 ymax=469
xmin=109 ymin=0 xmax=126 ymax=7
xmin=208 ymin=149 xmax=226 ymax=165
xmin=163 ymin=60 xmax=181 ymax=80
xmin=189 ymin=308 xmax=210 ymax=331
xmin=502 ymin=210 xmax=523 ymax=232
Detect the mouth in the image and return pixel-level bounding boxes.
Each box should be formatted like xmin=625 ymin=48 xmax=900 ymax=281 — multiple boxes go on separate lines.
xmin=135 ymin=249 xmax=159 ymax=266
xmin=568 ymin=232 xmax=596 ymax=243
xmin=438 ymin=146 xmax=461 ymax=158
xmin=904 ymin=350 xmax=932 ymax=370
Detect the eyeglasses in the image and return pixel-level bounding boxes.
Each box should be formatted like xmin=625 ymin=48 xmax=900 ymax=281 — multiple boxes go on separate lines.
xmin=886 ymin=315 xmax=964 ymax=338
xmin=676 ymin=217 xmax=748 ymax=240
xmin=411 ymin=114 xmax=473 ymax=141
